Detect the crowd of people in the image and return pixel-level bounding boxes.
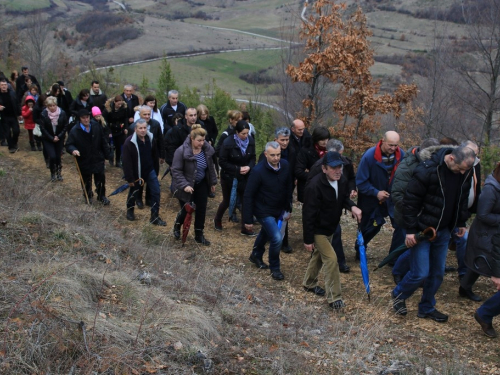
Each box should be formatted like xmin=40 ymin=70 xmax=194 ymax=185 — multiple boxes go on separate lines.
xmin=0 ymin=66 xmax=499 ymax=338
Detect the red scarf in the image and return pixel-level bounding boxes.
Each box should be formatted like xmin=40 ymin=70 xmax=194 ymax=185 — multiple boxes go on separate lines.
xmin=314 ymin=143 xmax=327 ymax=158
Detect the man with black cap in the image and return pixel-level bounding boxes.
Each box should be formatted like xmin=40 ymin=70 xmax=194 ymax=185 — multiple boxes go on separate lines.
xmin=66 ymin=108 xmax=110 ymax=205
xmin=302 ymin=151 xmax=362 ymax=310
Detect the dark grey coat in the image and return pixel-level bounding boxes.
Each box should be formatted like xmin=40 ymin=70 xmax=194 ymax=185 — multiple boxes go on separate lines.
xmin=465 ymin=174 xmax=500 ymax=278
xmin=171 ymin=137 xmax=217 ymax=203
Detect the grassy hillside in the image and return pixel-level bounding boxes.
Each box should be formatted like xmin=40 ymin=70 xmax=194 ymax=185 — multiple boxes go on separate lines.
xmin=113 ymin=49 xmax=282 ymax=97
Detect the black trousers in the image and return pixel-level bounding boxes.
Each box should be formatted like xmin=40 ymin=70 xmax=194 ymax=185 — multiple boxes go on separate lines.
xmin=42 ymin=139 xmax=64 ymax=172
xmin=1 ymin=116 xmax=20 ymax=148
xmin=215 ymin=178 xmax=244 ymax=230
xmin=177 ymin=179 xmax=209 ymax=230
xmin=80 ymin=171 xmax=106 ymax=200
xmin=112 ymin=133 xmax=126 ymax=163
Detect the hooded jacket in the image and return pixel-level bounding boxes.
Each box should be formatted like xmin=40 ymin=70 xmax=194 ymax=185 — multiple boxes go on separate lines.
xmin=402 ymin=147 xmax=472 ymax=234
xmin=104 ymin=98 xmax=128 ymax=136
xmin=21 ymin=95 xmax=36 ymax=130
xmin=465 ymin=174 xmax=500 ymax=278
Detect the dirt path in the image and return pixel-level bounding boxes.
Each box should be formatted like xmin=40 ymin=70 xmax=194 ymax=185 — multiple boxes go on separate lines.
xmin=3 ymin=131 xmax=500 ymax=373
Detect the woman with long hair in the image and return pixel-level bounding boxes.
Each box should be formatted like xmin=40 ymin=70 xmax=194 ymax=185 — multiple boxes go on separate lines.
xmin=171 ymin=124 xmax=217 ymax=245
xmin=214 ymin=120 xmax=256 ymax=235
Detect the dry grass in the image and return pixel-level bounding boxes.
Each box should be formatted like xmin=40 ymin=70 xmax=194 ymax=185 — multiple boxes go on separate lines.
xmin=0 ymin=143 xmax=489 ymax=374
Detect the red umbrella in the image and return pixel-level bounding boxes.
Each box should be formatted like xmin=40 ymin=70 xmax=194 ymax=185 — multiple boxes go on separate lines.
xmin=181 ymin=202 xmax=196 ymax=246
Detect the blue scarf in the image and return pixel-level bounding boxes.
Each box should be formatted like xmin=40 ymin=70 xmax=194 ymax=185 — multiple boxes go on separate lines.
xmin=234 ymin=134 xmax=249 ymax=155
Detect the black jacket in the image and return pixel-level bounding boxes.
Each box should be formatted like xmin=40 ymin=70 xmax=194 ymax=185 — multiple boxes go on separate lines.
xmin=306 ymin=154 xmax=356 ymax=192
xmin=243 ymin=159 xmax=292 ymax=224
xmin=289 ymin=128 xmax=311 ymax=152
xmin=69 ymin=97 xmax=93 ymax=118
xmin=295 ymin=145 xmax=320 ymax=203
xmin=65 ymin=121 xmax=110 ymax=174
xmin=215 ymin=125 xmax=234 ymax=157
xmin=303 ymin=173 xmax=356 ymax=244
xmin=219 ymin=135 xmax=256 ymax=184
xmin=403 ymin=148 xmax=472 ymax=234
xmin=38 ymin=108 xmax=68 ymax=141
xmin=465 ymin=174 xmax=500 ymax=278
xmin=122 ymin=131 xmax=160 ymax=182
xmin=15 ymin=74 xmax=41 ymax=103
xmin=203 ymin=115 xmax=218 ymax=145
xmin=160 ymin=101 xmax=187 ymax=132
xmin=121 ymin=93 xmax=140 ymax=122
xmin=104 ymin=98 xmax=129 ymax=136
xmin=129 ymin=119 xmax=165 ymax=160
xmin=165 ymin=123 xmax=192 ymax=165
xmin=0 ymin=87 xmax=21 ymax=117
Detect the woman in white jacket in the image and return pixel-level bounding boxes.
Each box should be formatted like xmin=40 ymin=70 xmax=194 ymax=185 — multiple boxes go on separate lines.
xmin=133 ymin=95 xmax=164 ymax=134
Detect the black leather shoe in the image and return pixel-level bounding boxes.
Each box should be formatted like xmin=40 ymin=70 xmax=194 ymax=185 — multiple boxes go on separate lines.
xmin=100 ymin=197 xmax=111 ymax=206
xmin=195 ymin=230 xmax=211 ymax=246
xmin=339 ymin=264 xmax=350 ymax=273
xmin=150 ymin=216 xmax=166 ymax=226
xmin=459 ymin=286 xmax=482 ymax=302
xmin=445 ymin=266 xmax=457 ymax=273
xmin=474 ymin=312 xmax=497 ymax=338
xmin=126 ymin=208 xmax=135 ymax=221
xmin=173 ymin=223 xmax=181 ymax=240
xmin=214 ymin=218 xmax=223 ymax=231
xmin=304 ymin=286 xmax=326 ymax=296
xmin=136 ymin=200 xmax=144 ymax=209
xmin=271 ymin=270 xmax=285 ymax=280
xmin=241 ymin=229 xmax=257 ymax=236
xmin=208 ymin=191 xmax=215 ymax=198
xmin=392 ymin=291 xmax=407 ymax=316
xmin=281 ymin=245 xmax=293 ymax=253
xmin=249 ymin=255 xmax=269 ymax=269
xmin=393 ymin=274 xmax=403 ymax=285
xmin=329 ymin=300 xmax=346 ymax=310
xmin=417 ymin=309 xmax=448 ymax=323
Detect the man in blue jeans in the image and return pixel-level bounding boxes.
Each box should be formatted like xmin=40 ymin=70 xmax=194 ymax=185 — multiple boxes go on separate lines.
xmin=392 ymin=145 xmax=475 ymax=322
xmin=243 ymin=141 xmax=292 ymax=280
xmin=122 ymin=119 xmax=165 ymax=226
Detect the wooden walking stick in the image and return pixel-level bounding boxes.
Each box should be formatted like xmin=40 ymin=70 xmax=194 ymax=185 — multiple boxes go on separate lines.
xmin=73 ymin=155 xmax=90 ymax=205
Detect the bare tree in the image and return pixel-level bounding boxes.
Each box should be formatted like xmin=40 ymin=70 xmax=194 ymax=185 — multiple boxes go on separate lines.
xmin=21 ymin=12 xmax=54 ymax=87
xmin=447 ymin=0 xmax=500 ymax=145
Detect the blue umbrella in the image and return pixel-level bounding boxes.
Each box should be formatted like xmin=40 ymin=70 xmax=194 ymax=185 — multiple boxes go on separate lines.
xmin=228 ymin=178 xmax=238 ymax=219
xmin=356 ymin=226 xmax=370 ymax=301
xmin=108 ymin=178 xmax=144 ymax=197
xmin=276 ymin=211 xmax=288 ymax=240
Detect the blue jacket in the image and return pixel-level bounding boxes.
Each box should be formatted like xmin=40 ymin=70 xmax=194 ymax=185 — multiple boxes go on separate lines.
xmin=243 ymin=159 xmax=292 ymax=224
xmin=356 ymin=141 xmax=404 ymax=218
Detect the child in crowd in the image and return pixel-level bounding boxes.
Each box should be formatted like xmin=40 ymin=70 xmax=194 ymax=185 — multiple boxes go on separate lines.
xmin=21 ymin=95 xmax=37 ymax=151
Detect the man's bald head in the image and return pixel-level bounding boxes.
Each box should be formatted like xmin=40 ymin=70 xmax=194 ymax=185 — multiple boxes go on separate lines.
xmin=291 ymin=119 xmax=305 ymax=138
xmin=381 ymin=131 xmax=400 ymax=155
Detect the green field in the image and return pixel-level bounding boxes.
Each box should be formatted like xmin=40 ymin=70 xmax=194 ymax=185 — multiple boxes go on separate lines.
xmin=2 ymin=0 xmax=50 ymax=11
xmin=113 ymin=49 xmax=282 ymax=97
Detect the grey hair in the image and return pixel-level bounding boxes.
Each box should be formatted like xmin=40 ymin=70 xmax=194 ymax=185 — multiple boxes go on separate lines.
xmin=139 ymin=105 xmax=152 ymax=113
xmin=136 ymin=119 xmax=148 ymax=126
xmin=452 ymin=145 xmax=476 ymax=166
xmin=461 ymin=140 xmax=479 ymax=155
xmin=124 ymin=84 xmax=133 ymax=90
xmin=265 ymin=141 xmax=280 ymax=152
xmin=326 ymin=139 xmax=344 ymax=152
xmin=275 ymin=127 xmax=290 ymax=138
xmin=168 ymin=90 xmax=179 ymax=98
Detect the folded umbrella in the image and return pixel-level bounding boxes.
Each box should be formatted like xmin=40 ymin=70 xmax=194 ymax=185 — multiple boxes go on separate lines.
xmin=181 ymin=202 xmax=196 ymax=246
xmin=357 ymin=226 xmax=370 ymax=301
xmin=373 ymin=227 xmax=437 ymax=271
xmin=108 ymin=178 xmax=144 ymax=197
xmin=161 ymin=166 xmax=171 ymax=180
